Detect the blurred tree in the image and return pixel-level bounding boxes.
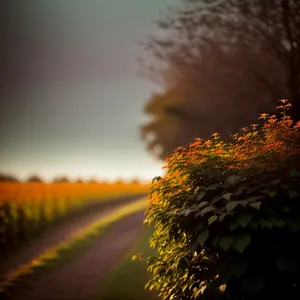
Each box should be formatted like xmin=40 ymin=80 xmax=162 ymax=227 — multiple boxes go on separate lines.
xmin=0 ymin=173 xmax=19 ymax=182
xmin=140 ymin=0 xmax=300 ymax=159
xmin=53 ymin=176 xmax=69 ymax=183
xmin=27 ymin=175 xmax=43 ymax=183
xmin=130 ymin=178 xmax=141 ymax=184
xmin=114 ymin=179 xmax=124 ymax=185
xmin=89 ymin=178 xmax=98 ymax=183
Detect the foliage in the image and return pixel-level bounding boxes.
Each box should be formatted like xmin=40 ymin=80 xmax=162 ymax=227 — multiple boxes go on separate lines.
xmin=140 ymin=0 xmax=300 ymax=160
xmin=143 ymin=100 xmax=300 ymax=299
xmin=0 ymin=181 xmax=150 ymax=254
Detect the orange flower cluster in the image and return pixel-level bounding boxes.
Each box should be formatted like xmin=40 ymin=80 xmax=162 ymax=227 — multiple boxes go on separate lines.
xmin=149 ymin=99 xmax=300 ymax=208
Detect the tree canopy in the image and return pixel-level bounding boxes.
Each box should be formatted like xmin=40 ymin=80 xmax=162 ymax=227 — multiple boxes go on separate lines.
xmin=140 ymin=0 xmax=300 ymax=160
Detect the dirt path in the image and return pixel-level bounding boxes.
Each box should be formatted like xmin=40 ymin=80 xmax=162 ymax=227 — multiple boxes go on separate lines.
xmin=3 ymin=212 xmax=144 ymax=300
xmin=0 ymin=194 xmax=145 ymax=281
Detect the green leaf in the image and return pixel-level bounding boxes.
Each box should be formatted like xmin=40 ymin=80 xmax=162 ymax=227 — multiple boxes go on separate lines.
xmin=200 ymin=206 xmax=215 ymax=217
xmin=223 ymin=192 xmax=233 ymax=201
xmin=272 ymin=218 xmax=286 ymax=228
xmin=288 ymin=190 xmax=299 ymax=199
xmin=226 ymin=201 xmax=239 ymax=212
xmin=231 ymin=261 xmax=248 ymax=278
xmin=229 ymin=220 xmax=239 ymax=231
xmin=196 ymin=191 xmax=206 ymax=201
xmin=259 ymin=219 xmax=273 ymax=229
xmin=241 ymin=195 xmax=265 ymax=204
xmin=268 ymin=190 xmax=277 ymax=198
xmin=219 ymin=235 xmax=234 ymax=251
xmin=183 ymin=209 xmax=193 ymax=216
xmin=197 ymin=228 xmax=209 ymax=247
xmin=212 ymin=195 xmax=223 ymax=204
xmin=198 ymin=201 xmax=210 ymax=209
xmin=290 ymin=169 xmax=300 ymax=178
xmin=208 ymin=215 xmax=218 ymax=226
xmin=237 ymin=214 xmax=252 ymax=228
xmin=248 ymin=220 xmax=258 ymax=229
xmin=232 ymin=234 xmax=251 ymax=253
xmin=206 ymin=183 xmax=221 ymax=191
xmin=250 ymin=201 xmax=261 ymax=210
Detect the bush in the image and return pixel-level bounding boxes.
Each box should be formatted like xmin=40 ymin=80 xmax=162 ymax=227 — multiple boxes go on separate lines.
xmin=143 ymin=100 xmax=300 ymax=299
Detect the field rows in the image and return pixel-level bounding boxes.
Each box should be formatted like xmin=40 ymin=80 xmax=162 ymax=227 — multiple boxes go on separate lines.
xmin=0 ymin=182 xmax=150 ymax=254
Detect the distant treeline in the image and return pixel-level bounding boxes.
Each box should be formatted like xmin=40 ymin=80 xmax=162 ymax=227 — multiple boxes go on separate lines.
xmin=0 ymin=173 xmax=143 ymax=184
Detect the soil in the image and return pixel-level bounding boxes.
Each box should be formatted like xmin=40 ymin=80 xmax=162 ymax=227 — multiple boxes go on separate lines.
xmin=3 ymin=212 xmax=144 ymax=300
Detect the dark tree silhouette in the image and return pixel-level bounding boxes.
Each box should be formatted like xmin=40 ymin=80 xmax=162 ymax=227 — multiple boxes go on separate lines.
xmin=53 ymin=176 xmax=70 ymax=183
xmin=140 ymin=0 xmax=300 ymax=160
xmin=27 ymin=175 xmax=43 ymax=183
xmin=0 ymin=173 xmax=19 ymax=182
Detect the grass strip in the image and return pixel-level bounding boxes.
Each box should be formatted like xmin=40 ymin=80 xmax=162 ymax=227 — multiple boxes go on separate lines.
xmin=96 ymin=225 xmax=157 ymax=300
xmin=0 ymin=197 xmax=147 ymax=295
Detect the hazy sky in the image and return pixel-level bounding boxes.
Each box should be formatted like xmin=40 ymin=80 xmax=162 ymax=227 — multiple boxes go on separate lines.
xmin=0 ymin=0 xmax=180 ymax=182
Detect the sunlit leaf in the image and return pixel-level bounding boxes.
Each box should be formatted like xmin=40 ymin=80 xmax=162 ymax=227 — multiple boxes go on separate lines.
xmin=223 ymin=193 xmax=233 ymax=201
xmin=250 ymin=201 xmax=261 ymax=210
xmin=208 ymin=215 xmax=218 ymax=226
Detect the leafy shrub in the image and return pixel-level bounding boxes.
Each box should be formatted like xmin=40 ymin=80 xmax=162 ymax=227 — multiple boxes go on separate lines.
xmin=143 ymin=100 xmax=300 ymax=299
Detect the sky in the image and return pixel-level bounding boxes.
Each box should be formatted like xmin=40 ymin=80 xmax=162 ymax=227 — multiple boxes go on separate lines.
xmin=0 ymin=0 xmax=180 ymax=182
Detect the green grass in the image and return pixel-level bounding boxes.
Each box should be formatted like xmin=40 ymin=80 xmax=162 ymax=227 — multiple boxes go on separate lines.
xmin=97 ymin=225 xmax=157 ymax=300
xmin=0 ymin=198 xmax=148 ymax=296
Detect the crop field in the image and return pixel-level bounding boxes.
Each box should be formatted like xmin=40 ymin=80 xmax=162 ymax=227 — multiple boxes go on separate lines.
xmin=0 ymin=181 xmax=150 ymax=253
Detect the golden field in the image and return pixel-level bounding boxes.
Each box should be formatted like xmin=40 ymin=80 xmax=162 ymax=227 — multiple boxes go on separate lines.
xmin=0 ymin=181 xmax=150 ymax=252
